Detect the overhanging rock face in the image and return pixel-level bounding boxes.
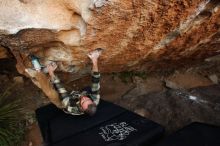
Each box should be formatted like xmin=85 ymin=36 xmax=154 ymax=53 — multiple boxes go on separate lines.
xmin=0 ymin=0 xmax=219 ymax=75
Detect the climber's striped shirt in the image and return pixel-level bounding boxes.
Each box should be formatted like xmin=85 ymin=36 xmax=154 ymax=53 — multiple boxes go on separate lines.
xmin=51 ymin=72 xmax=101 ymax=115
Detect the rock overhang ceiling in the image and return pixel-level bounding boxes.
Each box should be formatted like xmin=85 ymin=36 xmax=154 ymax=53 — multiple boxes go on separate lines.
xmin=0 ymin=0 xmax=219 ymax=76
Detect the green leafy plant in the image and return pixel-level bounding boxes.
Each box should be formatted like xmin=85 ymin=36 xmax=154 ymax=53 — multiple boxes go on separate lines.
xmin=0 ymin=85 xmax=25 ymax=146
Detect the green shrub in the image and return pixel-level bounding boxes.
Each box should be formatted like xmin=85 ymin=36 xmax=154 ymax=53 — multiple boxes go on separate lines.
xmin=0 ymin=85 xmax=25 ymax=146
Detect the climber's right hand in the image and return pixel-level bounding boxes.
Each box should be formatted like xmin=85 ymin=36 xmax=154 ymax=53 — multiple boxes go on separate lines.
xmin=47 ymin=62 xmax=57 ymax=77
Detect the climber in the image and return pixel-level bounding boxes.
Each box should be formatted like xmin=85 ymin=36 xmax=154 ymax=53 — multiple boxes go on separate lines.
xmin=46 ymin=48 xmax=103 ymax=116
xmin=25 ymin=48 xmax=103 ymax=116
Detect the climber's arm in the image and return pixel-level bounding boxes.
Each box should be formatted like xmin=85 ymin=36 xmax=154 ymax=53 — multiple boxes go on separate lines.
xmin=47 ymin=63 xmax=69 ymax=101
xmin=87 ymin=48 xmax=103 ymax=105
xmin=90 ymin=71 xmax=101 ymax=105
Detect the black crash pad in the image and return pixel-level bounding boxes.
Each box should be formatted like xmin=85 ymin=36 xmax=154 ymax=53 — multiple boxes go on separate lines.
xmin=155 ymin=122 xmax=220 ymax=146
xmin=36 ymin=100 xmax=164 ymax=146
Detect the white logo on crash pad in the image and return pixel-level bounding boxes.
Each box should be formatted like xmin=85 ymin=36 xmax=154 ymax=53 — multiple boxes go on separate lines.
xmin=99 ymin=122 xmax=137 ymax=142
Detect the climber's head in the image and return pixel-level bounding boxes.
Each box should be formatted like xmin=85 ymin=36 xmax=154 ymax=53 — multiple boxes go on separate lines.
xmin=80 ymin=96 xmax=97 ymax=116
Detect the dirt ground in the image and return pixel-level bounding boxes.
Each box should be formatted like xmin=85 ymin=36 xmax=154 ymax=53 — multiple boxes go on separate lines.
xmin=0 ymin=59 xmax=220 ymax=146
